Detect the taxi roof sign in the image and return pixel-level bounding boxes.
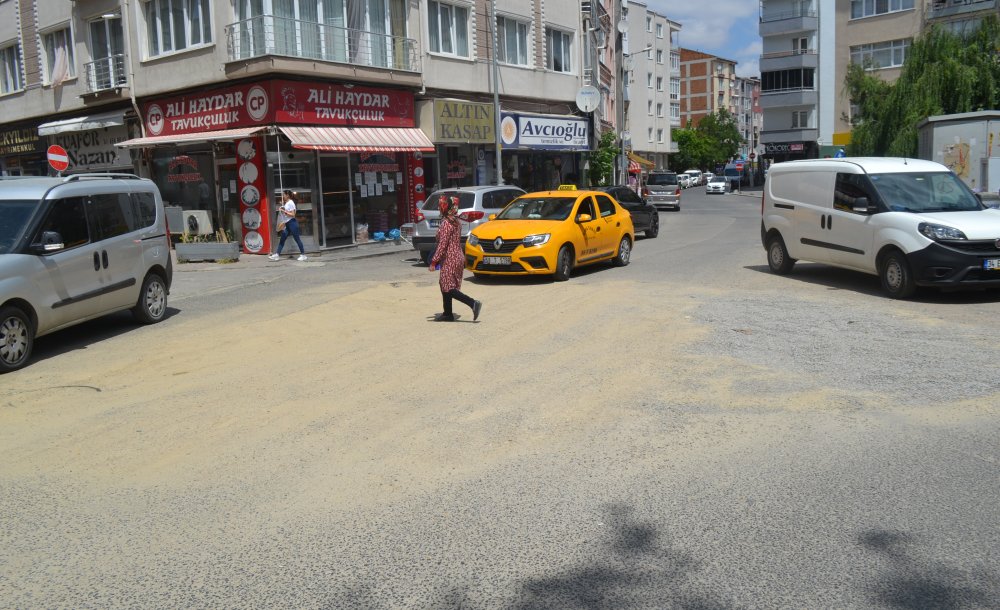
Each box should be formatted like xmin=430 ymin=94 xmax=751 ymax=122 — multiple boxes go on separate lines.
xmin=557 ymin=184 xmax=577 ymax=190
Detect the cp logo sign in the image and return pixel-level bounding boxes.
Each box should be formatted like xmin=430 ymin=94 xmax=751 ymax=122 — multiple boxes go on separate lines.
xmin=146 ymin=104 xmax=165 ymax=136
xmin=246 ymin=86 xmax=269 ymax=122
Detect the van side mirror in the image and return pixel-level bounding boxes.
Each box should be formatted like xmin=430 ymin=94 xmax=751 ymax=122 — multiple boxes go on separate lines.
xmin=852 ymin=197 xmax=876 ymax=214
xmin=31 ymin=230 xmax=65 ymax=253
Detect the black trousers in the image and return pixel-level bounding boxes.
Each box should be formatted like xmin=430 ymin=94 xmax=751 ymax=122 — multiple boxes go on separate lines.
xmin=442 ymin=289 xmax=475 ymax=315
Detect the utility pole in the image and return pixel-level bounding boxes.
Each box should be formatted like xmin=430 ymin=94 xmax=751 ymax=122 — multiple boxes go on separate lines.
xmin=490 ymin=0 xmax=503 ymax=185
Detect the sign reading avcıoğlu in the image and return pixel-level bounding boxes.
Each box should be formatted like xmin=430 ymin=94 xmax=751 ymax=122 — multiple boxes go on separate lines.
xmin=499 ymin=112 xmax=589 ymax=150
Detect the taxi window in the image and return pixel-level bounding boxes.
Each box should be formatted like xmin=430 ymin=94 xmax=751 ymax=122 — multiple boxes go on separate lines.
xmin=577 ymin=196 xmax=595 ymax=218
xmin=595 ymin=195 xmax=617 ymax=218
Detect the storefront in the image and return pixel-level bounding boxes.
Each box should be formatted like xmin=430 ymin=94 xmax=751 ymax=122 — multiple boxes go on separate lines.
xmin=498 ymin=111 xmax=588 ymax=191
xmin=417 ymin=99 xmax=498 ymax=192
xmin=0 ymin=122 xmax=47 ymax=176
xmin=38 ymin=109 xmax=133 ymax=174
xmin=117 ymin=79 xmax=433 ymax=254
xmin=763 ymin=141 xmax=817 ymax=163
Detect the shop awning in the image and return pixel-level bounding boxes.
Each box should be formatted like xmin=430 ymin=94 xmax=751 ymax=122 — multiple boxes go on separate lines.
xmin=278 ymin=125 xmax=435 ymax=152
xmin=38 ymin=110 xmax=127 ymax=136
xmin=628 ymin=161 xmax=642 ymax=174
xmin=627 ymin=151 xmax=655 ymax=168
xmin=115 ymin=126 xmax=268 ymax=148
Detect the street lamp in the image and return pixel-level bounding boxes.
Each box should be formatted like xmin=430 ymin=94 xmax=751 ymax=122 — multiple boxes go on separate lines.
xmin=620 ymin=44 xmax=653 ymax=185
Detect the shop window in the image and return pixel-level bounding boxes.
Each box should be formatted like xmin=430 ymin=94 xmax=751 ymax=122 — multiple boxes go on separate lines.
xmin=428 ymin=0 xmax=470 ymax=58
xmin=144 ymin=0 xmax=213 ymax=57
xmin=42 ymin=27 xmax=75 ymax=85
xmin=352 ymin=153 xmax=403 ymax=236
xmin=1 ymin=43 xmax=23 ymax=94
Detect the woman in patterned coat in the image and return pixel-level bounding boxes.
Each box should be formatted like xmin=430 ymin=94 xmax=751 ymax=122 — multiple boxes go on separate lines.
xmin=430 ymin=195 xmax=483 ymax=322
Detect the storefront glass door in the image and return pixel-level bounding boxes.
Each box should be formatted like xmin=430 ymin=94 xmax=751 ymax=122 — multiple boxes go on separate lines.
xmin=271 ymin=160 xmax=318 ymax=250
xmin=215 ymin=159 xmax=241 ymax=242
xmin=319 ymin=155 xmax=353 ymax=247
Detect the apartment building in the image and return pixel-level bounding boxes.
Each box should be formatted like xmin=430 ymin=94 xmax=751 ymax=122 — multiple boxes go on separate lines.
xmin=758 ymin=0 xmax=923 ymax=163
xmin=621 ymin=2 xmax=680 ymax=172
xmin=678 ymin=48 xmax=738 ymax=129
xmin=732 ymin=76 xmax=762 ymax=161
xmin=0 ymin=0 xmax=592 ymax=255
xmin=925 ymin=0 xmax=1000 ymax=34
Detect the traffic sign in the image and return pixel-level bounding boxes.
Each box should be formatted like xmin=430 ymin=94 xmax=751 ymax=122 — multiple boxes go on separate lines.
xmin=750 ymin=152 xmax=756 ymax=160
xmin=47 ymin=145 xmax=69 ymax=172
xmin=735 ymin=161 xmax=744 ymax=171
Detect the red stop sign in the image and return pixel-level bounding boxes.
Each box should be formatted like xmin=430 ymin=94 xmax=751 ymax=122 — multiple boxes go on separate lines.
xmin=47 ymin=145 xmax=70 ymax=172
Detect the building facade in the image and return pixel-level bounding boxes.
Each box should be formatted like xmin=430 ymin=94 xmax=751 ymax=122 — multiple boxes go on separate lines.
xmin=678 ymin=48 xmax=738 ymax=129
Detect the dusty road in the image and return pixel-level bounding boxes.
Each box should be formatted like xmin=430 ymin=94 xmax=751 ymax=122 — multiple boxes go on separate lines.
xmin=2 ymin=193 xmax=999 ymax=608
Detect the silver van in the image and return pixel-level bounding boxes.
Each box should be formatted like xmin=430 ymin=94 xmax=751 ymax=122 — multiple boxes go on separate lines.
xmin=0 ymin=174 xmax=172 ymax=372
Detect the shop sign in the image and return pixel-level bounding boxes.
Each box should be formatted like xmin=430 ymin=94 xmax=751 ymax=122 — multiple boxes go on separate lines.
xmin=272 ymin=80 xmax=414 ymax=128
xmin=144 ymin=82 xmax=269 ymax=137
xmin=407 ymin=152 xmax=426 ymax=222
xmin=166 ymin=156 xmax=204 ymax=183
xmin=0 ymin=126 xmax=44 ymax=156
xmin=765 ymin=142 xmax=805 ymax=154
xmin=51 ymin=125 xmax=129 ymax=170
xmin=433 ymin=100 xmax=494 ymax=143
xmin=446 ymin=160 xmax=467 ymax=180
xmin=236 ymin=137 xmax=270 ymax=254
xmin=499 ymin=112 xmax=589 ymax=150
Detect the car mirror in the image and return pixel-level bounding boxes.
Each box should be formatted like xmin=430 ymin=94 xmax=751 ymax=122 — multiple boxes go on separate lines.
xmin=576 ymin=213 xmax=593 ymax=223
xmin=31 ymin=230 xmax=65 ymax=253
xmin=852 ymin=197 xmax=876 ymax=213
xmin=488 ymin=213 xmax=497 ymax=221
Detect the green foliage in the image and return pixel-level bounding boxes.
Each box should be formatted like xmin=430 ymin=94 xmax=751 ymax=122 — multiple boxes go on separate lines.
xmin=674 ymin=111 xmax=744 ymax=169
xmin=847 ymin=17 xmax=1000 ymax=156
xmin=588 ymin=130 xmax=618 ymax=186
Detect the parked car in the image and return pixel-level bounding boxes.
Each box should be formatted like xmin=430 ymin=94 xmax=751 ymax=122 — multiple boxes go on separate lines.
xmin=706 ymin=175 xmax=729 ymax=195
xmin=411 ymin=185 xmax=525 ymax=264
xmin=643 ymin=171 xmax=681 ymax=211
xmin=684 ymin=169 xmax=704 ymax=186
xmin=465 ymin=187 xmax=635 ymax=281
xmin=677 ymin=173 xmax=692 ymax=189
xmin=704 ymin=172 xmax=715 ymax=183
xmin=761 ymin=157 xmax=1000 ymax=298
xmin=0 ymin=174 xmax=173 ymax=373
xmin=593 ymin=186 xmax=659 ymax=238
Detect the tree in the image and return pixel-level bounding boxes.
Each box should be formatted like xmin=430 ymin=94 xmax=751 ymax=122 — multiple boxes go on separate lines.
xmin=588 ymin=130 xmax=618 ymax=186
xmin=846 ymin=16 xmax=1000 ymax=156
xmin=673 ymin=111 xmax=744 ymax=170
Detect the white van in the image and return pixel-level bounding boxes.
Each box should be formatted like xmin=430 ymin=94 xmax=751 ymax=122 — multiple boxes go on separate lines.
xmin=0 ymin=174 xmax=172 ymax=372
xmin=760 ymin=157 xmax=1000 ymax=298
xmin=684 ymin=169 xmax=704 ymax=187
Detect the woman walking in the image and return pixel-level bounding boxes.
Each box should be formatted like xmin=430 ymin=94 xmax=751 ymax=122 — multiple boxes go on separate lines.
xmin=430 ymin=195 xmax=482 ymax=322
xmin=269 ymin=190 xmax=307 ymax=261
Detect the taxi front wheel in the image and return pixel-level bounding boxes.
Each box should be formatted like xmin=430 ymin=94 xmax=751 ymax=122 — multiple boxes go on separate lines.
xmin=554 ymin=246 xmax=572 ymax=281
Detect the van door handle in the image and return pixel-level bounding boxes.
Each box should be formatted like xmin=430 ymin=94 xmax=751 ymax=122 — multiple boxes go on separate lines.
xmin=821 ymin=215 xmax=826 ymax=230
xmin=93 ymin=251 xmax=100 ymax=271
xmin=827 ymin=214 xmax=832 ymax=230
xmin=101 ymin=250 xmax=109 ymax=269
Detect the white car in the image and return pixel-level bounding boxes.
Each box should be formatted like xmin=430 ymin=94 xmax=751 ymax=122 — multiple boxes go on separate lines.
xmin=761 ymin=157 xmax=1000 ymax=298
xmin=706 ymin=175 xmax=728 ymax=194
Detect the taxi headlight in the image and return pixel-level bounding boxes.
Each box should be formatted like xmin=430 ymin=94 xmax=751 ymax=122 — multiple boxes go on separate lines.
xmin=468 ymin=234 xmax=480 ymax=247
xmin=522 ymin=233 xmax=550 ymax=247
xmin=918 ymin=222 xmax=967 ymax=241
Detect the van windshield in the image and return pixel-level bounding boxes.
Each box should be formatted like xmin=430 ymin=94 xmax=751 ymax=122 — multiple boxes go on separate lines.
xmin=0 ymin=200 xmax=35 ymax=254
xmin=870 ymin=172 xmax=982 ymax=213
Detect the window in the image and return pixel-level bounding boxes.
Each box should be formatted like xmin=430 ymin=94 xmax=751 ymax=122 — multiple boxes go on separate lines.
xmin=89 ymin=17 xmax=126 ymax=90
xmin=670 ymin=79 xmax=679 ymax=100
xmin=850 ymin=0 xmax=914 ymax=18
xmin=793 ymin=37 xmax=808 ymax=53
xmin=656 ymin=23 xmax=664 ymax=38
xmin=42 ymin=28 xmax=75 ymax=84
xmin=791 ymin=110 xmax=809 ymax=128
xmin=647 ymin=72 xmax=653 ymax=88
xmin=89 ymin=194 xmax=135 ymax=240
xmin=834 ymin=173 xmax=876 ymax=213
xmin=761 ymin=68 xmax=815 ymax=92
xmin=647 ymin=100 xmax=653 ymax=116
xmin=546 ymin=28 xmax=571 ymax=72
xmin=646 ymin=16 xmax=652 ymax=32
xmin=428 ymin=1 xmax=469 ymax=57
xmin=595 ymin=195 xmax=616 ymax=218
xmin=1 ymin=43 xmax=23 ymax=94
xmin=39 ymin=198 xmax=89 ymax=250
xmin=497 ymin=16 xmax=529 ymax=66
xmin=656 ymin=76 xmax=663 ymax=91
xmin=657 ymin=128 xmax=664 ymax=143
xmin=670 ymin=52 xmax=679 ymax=71
xmin=144 ymin=0 xmax=212 ymax=57
xmin=670 ymin=103 xmax=680 ymax=120
xmin=648 ymin=127 xmax=653 ymax=142
xmin=850 ymin=38 xmax=911 ymax=70
xmin=656 ymin=49 xmax=663 ymax=64
xmin=656 ymin=102 xmax=664 ymax=117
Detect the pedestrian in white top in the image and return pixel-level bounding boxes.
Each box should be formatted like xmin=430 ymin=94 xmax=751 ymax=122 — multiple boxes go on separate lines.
xmin=269 ymin=190 xmax=307 ymax=261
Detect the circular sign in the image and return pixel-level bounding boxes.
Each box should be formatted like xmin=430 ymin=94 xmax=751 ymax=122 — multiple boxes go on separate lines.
xmin=47 ymin=145 xmax=69 ymax=172
xmin=241 ymin=207 xmax=262 ymax=229
xmin=575 ymin=86 xmax=601 ymax=113
xmin=244 ymin=231 xmax=264 ymax=253
xmin=750 ymin=152 xmax=756 ymax=160
xmin=238 ymin=161 xmax=258 ymax=184
xmin=246 ymin=86 xmax=269 ymax=122
xmin=240 ymin=185 xmax=260 ymax=207
xmin=237 ymin=139 xmax=257 ymax=160
xmin=500 ymin=115 xmax=518 ymax=145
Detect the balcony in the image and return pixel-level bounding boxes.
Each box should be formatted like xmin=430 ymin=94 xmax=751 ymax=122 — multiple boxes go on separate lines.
xmin=759 ymin=9 xmax=818 ymax=37
xmin=225 ymin=16 xmax=420 ymax=73
xmin=927 ymin=0 xmax=997 ymax=20
xmin=760 ymin=49 xmax=818 ymax=72
xmin=83 ymin=54 xmax=127 ymax=93
xmin=761 ymin=127 xmax=818 ymax=144
xmin=760 ymin=88 xmax=817 ymax=108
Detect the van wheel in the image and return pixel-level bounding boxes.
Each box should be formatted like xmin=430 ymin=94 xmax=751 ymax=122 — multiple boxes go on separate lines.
xmin=554 ymin=246 xmax=573 ymax=281
xmin=880 ymin=250 xmax=916 ymax=299
xmin=133 ymin=273 xmax=168 ymax=324
xmin=767 ymin=236 xmax=796 ymax=274
xmin=613 ymin=236 xmax=632 ymax=267
xmin=0 ymin=305 xmax=34 ymax=373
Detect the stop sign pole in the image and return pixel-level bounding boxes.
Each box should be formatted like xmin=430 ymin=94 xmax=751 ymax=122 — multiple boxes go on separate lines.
xmin=47 ymin=145 xmax=70 ymax=174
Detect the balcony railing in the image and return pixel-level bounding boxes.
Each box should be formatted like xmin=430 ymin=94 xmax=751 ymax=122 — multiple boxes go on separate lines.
xmin=761 ymin=49 xmax=817 ymax=60
xmin=760 ymin=8 xmax=818 ymax=22
xmin=225 ymin=16 xmax=419 ymax=72
xmin=84 ymin=54 xmax=127 ymax=93
xmin=927 ymin=0 xmax=997 ymax=20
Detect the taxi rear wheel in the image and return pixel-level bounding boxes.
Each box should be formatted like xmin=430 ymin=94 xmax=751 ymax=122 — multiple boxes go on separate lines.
xmin=554 ymin=246 xmax=572 ymax=281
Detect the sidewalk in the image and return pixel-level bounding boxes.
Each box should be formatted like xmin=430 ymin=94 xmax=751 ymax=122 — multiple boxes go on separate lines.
xmin=172 ymin=239 xmax=417 ymax=273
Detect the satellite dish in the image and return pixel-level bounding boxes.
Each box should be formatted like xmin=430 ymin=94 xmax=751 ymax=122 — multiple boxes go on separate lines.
xmin=576 ymin=86 xmax=601 ymax=113
xmin=617 ymin=20 xmax=628 ymax=34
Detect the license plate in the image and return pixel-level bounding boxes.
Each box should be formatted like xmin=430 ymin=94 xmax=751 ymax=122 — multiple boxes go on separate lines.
xmin=984 ymin=258 xmax=1000 ymax=271
xmin=428 ymin=219 xmax=439 ymax=228
xmin=484 ymin=256 xmax=510 ymax=265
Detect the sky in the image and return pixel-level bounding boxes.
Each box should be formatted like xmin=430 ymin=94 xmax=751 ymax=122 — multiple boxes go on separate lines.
xmin=646 ymin=0 xmax=763 ymax=77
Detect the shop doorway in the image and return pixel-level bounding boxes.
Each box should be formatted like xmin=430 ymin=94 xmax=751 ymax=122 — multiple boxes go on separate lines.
xmin=319 ymin=155 xmax=354 ymax=247
xmin=271 ymin=159 xmax=318 ymax=251
xmin=215 ymin=158 xmax=242 ymax=243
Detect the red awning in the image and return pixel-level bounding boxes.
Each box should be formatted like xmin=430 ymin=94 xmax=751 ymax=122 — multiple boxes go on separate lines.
xmin=279 ymin=125 xmax=435 ymax=152
xmin=116 ymin=126 xmax=268 ymax=148
xmin=628 ymin=160 xmax=642 ymax=174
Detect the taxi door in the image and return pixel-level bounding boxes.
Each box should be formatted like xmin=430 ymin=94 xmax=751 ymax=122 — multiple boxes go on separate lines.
xmin=574 ymin=195 xmax=606 ymax=264
xmin=594 ymin=194 xmax=625 ymax=257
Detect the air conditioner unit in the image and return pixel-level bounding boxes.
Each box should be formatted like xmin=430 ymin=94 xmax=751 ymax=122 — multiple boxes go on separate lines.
xmin=183 ymin=210 xmax=214 ymax=236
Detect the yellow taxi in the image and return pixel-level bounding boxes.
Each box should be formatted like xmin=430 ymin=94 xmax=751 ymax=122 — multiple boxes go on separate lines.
xmin=464 ymin=186 xmax=635 ymax=280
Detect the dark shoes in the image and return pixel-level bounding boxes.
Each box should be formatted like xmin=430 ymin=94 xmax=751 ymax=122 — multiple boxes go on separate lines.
xmin=472 ymin=300 xmax=483 ymax=321
xmin=436 ymin=313 xmax=456 ymax=322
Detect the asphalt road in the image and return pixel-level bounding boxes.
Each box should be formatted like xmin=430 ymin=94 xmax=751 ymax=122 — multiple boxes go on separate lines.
xmin=2 ymin=187 xmax=999 ymax=609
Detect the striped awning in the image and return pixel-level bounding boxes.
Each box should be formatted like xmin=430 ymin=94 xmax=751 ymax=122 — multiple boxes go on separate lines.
xmin=116 ymin=126 xmax=268 ymax=148
xmin=628 ymin=161 xmax=642 ymax=174
xmin=627 ymin=151 xmax=655 ymax=168
xmin=279 ymin=125 xmax=435 ymax=152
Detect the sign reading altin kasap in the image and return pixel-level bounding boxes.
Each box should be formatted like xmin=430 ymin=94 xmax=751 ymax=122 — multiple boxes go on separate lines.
xmin=433 ymin=100 xmax=494 ymax=143
xmin=499 ymin=112 xmax=589 ymax=150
